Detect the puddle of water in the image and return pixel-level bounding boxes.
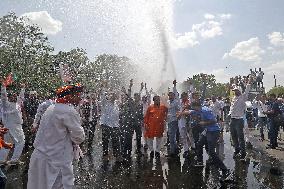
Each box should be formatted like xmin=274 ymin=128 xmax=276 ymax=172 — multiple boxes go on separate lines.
xmin=2 ymin=132 xmax=283 ymax=189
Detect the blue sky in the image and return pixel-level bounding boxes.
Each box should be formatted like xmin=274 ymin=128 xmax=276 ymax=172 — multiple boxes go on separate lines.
xmin=1 ymin=0 xmax=284 ymax=90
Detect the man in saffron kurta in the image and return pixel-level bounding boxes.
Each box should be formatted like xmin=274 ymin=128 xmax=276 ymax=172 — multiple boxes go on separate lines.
xmin=144 ymin=95 xmax=168 ymax=158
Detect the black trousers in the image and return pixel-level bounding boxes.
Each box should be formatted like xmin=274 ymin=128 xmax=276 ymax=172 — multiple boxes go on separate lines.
xmin=88 ymin=119 xmax=97 ymax=148
xmin=121 ymin=127 xmax=134 ymax=159
xmin=101 ymin=125 xmax=121 ymax=157
xmin=133 ymin=123 xmax=142 ymax=152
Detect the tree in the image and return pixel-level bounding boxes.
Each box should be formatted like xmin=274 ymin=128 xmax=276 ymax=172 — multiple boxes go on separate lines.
xmin=180 ymin=73 xmax=229 ymax=98
xmin=267 ymin=86 xmax=284 ymax=97
xmin=0 ymin=13 xmax=140 ymax=96
xmin=79 ymin=54 xmax=136 ymax=92
xmin=0 ymin=12 xmax=56 ymax=94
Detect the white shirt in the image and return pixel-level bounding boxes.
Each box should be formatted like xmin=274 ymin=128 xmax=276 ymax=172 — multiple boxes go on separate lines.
xmin=209 ymin=101 xmax=222 ymax=118
xmin=229 ymin=84 xmax=251 ymax=119
xmin=99 ymin=89 xmax=120 ymax=128
xmin=253 ymin=100 xmax=268 ymax=118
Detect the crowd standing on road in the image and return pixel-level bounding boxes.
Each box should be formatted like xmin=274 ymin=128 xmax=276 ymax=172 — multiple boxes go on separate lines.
xmin=0 ymin=70 xmax=283 ymax=188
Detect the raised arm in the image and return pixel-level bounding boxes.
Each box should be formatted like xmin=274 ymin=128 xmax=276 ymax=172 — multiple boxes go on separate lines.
xmin=173 ymin=80 xmax=179 ymax=100
xmin=1 ymin=85 xmax=8 ymax=104
xmin=17 ymin=86 xmax=25 ymax=105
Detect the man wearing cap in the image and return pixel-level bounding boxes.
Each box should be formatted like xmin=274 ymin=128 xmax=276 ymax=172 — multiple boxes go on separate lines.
xmin=27 ymin=84 xmax=85 ymax=189
xmin=229 ymin=77 xmax=252 ymax=159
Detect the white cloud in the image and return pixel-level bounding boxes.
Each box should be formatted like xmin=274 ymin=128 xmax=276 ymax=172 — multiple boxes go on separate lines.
xmin=172 ymin=32 xmax=199 ymax=49
xmin=193 ymin=20 xmax=222 ymax=39
xmin=210 ymin=68 xmax=230 ymax=83
xmin=192 ymin=68 xmax=230 ymax=84
xmin=172 ymin=12 xmax=231 ymax=49
xmin=204 ymin=13 xmax=215 ymax=20
xmin=223 ymin=37 xmax=265 ymax=62
xmin=267 ymin=32 xmax=284 ymax=47
xmin=21 ymin=11 xmax=62 ymax=35
xmin=219 ymin=14 xmax=232 ymax=20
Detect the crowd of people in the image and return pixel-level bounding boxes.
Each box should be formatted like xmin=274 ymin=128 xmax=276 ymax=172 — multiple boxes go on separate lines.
xmin=0 ymin=71 xmax=283 ymax=188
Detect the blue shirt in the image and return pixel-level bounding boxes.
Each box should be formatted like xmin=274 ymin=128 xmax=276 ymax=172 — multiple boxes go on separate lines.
xmin=192 ymin=107 xmax=221 ymax=132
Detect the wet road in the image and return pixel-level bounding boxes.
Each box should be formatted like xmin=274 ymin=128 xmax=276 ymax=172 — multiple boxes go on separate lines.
xmin=3 ymin=130 xmax=284 ymax=189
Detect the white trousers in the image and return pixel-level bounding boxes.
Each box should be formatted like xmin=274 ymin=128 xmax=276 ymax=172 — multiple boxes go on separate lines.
xmin=147 ymin=137 xmax=162 ymax=152
xmin=179 ymin=126 xmax=195 ymax=151
xmin=0 ymin=132 xmax=25 ymax=161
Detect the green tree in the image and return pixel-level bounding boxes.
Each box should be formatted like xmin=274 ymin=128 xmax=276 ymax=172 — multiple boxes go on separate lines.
xmin=79 ymin=54 xmax=136 ymax=92
xmin=267 ymin=86 xmax=284 ymax=97
xmin=0 ymin=12 xmax=56 ymax=94
xmin=180 ymin=73 xmax=229 ymax=98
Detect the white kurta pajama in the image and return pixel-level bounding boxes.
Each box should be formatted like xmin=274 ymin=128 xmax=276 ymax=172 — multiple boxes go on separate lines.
xmin=27 ymin=103 xmax=85 ymax=189
xmin=178 ymin=101 xmax=195 ymax=151
xmin=0 ymin=86 xmax=25 ymax=161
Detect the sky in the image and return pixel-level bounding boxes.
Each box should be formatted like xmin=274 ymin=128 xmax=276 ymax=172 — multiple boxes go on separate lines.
xmin=1 ymin=0 xmax=284 ymax=90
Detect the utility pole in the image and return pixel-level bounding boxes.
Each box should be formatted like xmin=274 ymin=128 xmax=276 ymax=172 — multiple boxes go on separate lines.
xmin=274 ymin=75 xmax=277 ymax=87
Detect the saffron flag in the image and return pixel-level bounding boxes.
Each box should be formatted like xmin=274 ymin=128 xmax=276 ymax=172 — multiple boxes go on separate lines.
xmin=3 ymin=73 xmax=16 ymax=87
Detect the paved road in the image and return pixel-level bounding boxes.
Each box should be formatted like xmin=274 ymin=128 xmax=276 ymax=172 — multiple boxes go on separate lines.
xmin=2 ymin=128 xmax=284 ymax=189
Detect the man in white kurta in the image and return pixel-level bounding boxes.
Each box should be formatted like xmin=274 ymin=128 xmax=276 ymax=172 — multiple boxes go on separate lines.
xmin=27 ymin=84 xmax=85 ymax=189
xmin=0 ymin=84 xmax=25 ymax=164
xmin=31 ymin=98 xmax=54 ymax=132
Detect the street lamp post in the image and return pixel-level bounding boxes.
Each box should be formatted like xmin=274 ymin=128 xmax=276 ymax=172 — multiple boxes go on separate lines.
xmin=274 ymin=75 xmax=277 ymax=87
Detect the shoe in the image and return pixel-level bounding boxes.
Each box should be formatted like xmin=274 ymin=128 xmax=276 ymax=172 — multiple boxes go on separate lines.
xmin=155 ymin=152 xmax=160 ymax=158
xmin=6 ymin=160 xmax=24 ymax=165
xmin=150 ymin=151 xmax=154 ymax=158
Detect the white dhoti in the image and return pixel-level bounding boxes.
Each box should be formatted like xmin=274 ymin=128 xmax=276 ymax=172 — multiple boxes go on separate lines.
xmin=27 ymin=150 xmax=74 ymax=189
